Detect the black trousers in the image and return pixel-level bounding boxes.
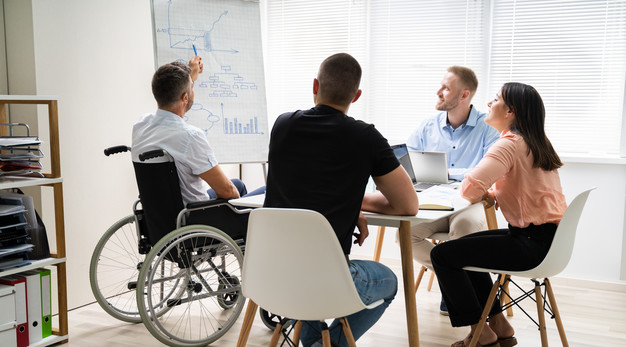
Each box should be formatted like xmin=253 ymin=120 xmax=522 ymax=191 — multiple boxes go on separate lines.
xmin=431 ymin=223 xmax=557 ymax=327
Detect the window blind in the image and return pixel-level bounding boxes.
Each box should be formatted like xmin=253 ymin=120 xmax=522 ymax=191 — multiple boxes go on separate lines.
xmin=264 ymin=0 xmax=626 ymax=155
xmin=489 ymin=0 xmax=626 ymax=154
xmin=264 ymin=0 xmax=367 ymax=124
xmin=367 ymin=0 xmax=489 ymax=143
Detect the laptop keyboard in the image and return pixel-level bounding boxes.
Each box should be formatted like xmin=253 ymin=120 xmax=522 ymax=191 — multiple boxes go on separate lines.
xmin=414 ymin=182 xmax=439 ymax=192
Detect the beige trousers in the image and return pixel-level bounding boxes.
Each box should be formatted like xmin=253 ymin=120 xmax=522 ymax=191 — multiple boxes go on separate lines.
xmin=397 ymin=203 xmax=487 ymax=272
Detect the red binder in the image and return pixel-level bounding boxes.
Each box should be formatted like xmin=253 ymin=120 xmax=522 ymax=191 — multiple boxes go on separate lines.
xmin=0 ymin=275 xmax=29 ymax=347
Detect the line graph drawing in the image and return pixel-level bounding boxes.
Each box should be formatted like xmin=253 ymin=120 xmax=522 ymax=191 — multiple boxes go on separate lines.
xmin=163 ymin=0 xmax=238 ymax=54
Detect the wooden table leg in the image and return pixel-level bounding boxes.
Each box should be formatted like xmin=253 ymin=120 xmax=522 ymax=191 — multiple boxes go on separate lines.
xmin=373 ymin=226 xmax=386 ymax=262
xmin=398 ymin=220 xmax=420 ymax=347
xmin=237 ymin=299 xmax=259 ymax=347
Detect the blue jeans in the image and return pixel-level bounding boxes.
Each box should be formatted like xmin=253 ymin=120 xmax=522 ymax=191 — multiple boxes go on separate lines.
xmin=300 ymin=259 xmax=398 ymax=347
xmin=207 ymin=179 xmax=265 ymax=199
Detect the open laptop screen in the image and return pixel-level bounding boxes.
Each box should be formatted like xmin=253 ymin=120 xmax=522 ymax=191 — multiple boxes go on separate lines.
xmin=391 ymin=144 xmax=417 ymax=184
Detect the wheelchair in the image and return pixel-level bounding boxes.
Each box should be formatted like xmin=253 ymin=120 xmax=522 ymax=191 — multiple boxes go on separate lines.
xmin=89 ymin=145 xmax=251 ymax=346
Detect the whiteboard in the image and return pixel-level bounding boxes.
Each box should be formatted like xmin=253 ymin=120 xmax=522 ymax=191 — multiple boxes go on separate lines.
xmin=151 ymin=0 xmax=268 ymax=163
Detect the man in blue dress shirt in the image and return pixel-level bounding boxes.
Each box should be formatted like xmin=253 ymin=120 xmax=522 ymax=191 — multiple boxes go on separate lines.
xmin=405 ymin=66 xmax=499 ymax=315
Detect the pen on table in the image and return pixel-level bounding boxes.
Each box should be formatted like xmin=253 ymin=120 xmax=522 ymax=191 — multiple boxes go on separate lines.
xmin=192 ymin=44 xmax=198 ymax=56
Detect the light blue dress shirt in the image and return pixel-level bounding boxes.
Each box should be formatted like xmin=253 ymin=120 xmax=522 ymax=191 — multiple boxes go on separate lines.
xmin=132 ymin=109 xmax=219 ymax=204
xmin=406 ymin=105 xmax=499 ymax=181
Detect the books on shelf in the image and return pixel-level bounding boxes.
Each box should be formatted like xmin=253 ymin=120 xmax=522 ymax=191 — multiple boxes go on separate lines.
xmin=0 ymin=268 xmax=52 ymax=347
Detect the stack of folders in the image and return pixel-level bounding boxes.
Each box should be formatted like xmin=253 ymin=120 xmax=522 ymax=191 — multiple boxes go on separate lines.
xmin=0 ymin=268 xmax=52 ymax=347
xmin=0 ymin=123 xmax=43 ymax=177
xmin=0 ymin=199 xmax=34 ymax=271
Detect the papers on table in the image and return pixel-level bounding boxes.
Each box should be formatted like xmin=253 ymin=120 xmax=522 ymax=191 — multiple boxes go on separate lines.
xmin=418 ymin=185 xmax=463 ymax=211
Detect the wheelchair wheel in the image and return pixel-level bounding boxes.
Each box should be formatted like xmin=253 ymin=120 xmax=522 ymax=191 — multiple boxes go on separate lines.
xmin=217 ymin=273 xmax=240 ymax=309
xmin=259 ymin=308 xmax=286 ymax=331
xmin=89 ymin=215 xmax=144 ymax=323
xmin=136 ymin=225 xmax=245 ymax=347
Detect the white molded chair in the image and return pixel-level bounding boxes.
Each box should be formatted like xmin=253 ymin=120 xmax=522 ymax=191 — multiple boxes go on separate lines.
xmin=413 ymin=204 xmax=501 ymax=294
xmin=463 ymin=188 xmax=595 ymax=347
xmin=237 ymin=208 xmax=384 ymax=347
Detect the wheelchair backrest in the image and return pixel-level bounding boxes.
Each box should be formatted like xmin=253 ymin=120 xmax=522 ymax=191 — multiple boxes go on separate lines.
xmin=133 ymin=160 xmax=184 ymax=245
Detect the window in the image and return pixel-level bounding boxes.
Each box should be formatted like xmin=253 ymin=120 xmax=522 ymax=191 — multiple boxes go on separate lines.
xmin=263 ymin=0 xmax=367 ymax=123
xmin=490 ymin=0 xmax=626 ymax=155
xmin=263 ymin=0 xmax=626 ymax=155
xmin=367 ymin=0 xmax=489 ymax=143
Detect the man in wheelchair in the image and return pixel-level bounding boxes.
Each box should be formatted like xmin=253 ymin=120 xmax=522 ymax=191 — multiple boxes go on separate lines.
xmin=131 ymin=56 xmax=264 ymax=243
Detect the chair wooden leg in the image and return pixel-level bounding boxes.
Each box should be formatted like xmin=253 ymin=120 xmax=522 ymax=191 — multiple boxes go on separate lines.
xmin=426 ymin=238 xmax=438 ymax=292
xmin=499 ymin=275 xmax=514 ymax=317
xmin=469 ymin=275 xmax=502 ymax=347
xmin=545 ymin=278 xmax=569 ymax=347
xmin=321 ymin=325 xmax=332 ymax=347
xmin=427 ymin=271 xmax=436 ymax=291
xmin=483 ymin=203 xmax=499 ymax=230
xmin=534 ymin=281 xmax=549 ymax=347
xmin=340 ymin=317 xmax=357 ymax=347
xmin=236 ymin=299 xmax=258 ymax=347
xmin=414 ymin=265 xmax=427 ymax=295
xmin=269 ymin=322 xmax=283 ymax=347
xmin=373 ymin=226 xmax=386 ymax=262
xmin=293 ymin=321 xmax=303 ymax=346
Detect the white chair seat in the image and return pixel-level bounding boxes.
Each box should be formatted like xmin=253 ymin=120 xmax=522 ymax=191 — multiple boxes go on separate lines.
xmin=461 ymin=188 xmax=595 ymax=347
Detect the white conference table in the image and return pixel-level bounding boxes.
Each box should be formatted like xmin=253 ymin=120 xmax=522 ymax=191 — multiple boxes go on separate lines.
xmin=230 ymin=193 xmax=470 ymax=347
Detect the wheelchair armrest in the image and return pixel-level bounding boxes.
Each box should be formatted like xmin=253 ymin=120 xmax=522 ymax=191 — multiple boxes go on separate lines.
xmin=186 ymin=198 xmax=230 ymax=209
xmin=177 ymin=198 xmax=252 ymax=228
xmin=186 ymin=198 xmax=253 ymax=214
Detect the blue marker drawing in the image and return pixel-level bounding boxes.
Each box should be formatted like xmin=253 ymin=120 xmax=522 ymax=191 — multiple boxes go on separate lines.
xmin=164 ymin=0 xmax=238 ymax=54
xmin=187 ymin=102 xmax=263 ymax=135
xmin=200 ymin=65 xmax=259 ymax=98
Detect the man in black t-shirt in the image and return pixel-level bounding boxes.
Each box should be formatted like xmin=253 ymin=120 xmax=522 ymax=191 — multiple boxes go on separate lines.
xmin=264 ymin=53 xmax=418 ymax=346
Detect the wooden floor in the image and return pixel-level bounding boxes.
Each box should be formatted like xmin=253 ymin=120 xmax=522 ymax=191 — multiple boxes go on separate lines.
xmin=65 ymin=258 xmax=626 ymax=346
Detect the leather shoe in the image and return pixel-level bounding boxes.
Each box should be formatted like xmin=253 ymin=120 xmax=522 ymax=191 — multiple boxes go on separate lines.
xmin=498 ymin=336 xmax=517 ymax=347
xmin=451 ymin=334 xmax=500 ymax=347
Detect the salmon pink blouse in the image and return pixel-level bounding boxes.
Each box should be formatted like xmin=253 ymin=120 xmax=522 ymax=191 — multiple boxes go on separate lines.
xmin=460 ymin=131 xmax=567 ymax=228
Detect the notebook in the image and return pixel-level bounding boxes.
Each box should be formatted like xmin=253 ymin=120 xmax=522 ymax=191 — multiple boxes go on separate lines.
xmin=391 ymin=144 xmax=455 ymax=192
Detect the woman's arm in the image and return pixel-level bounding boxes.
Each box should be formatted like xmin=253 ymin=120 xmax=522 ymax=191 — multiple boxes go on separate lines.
xmin=460 ymin=136 xmax=515 ymax=203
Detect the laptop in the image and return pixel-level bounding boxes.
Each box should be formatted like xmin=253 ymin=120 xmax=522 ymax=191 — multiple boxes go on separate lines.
xmin=391 ymin=144 xmax=454 ymax=192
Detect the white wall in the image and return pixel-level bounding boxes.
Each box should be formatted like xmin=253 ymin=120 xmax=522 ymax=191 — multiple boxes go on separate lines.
xmin=8 ymin=0 xmax=254 ymax=310
xmin=5 ymin=0 xmax=625 ymax=311
xmin=27 ymin=0 xmax=155 ymax=309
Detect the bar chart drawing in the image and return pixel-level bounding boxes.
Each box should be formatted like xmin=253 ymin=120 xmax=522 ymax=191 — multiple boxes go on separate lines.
xmin=223 ymin=116 xmax=262 ymax=135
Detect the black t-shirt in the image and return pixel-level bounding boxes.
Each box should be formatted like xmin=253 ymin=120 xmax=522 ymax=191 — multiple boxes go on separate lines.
xmin=264 ymin=105 xmax=399 ymax=254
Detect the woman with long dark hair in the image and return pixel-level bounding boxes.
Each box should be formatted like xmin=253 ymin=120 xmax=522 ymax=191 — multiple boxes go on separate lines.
xmin=431 ymin=82 xmax=567 ymax=347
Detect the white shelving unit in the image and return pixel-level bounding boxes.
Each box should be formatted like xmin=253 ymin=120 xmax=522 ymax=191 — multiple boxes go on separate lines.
xmin=0 ymin=95 xmax=68 ymax=345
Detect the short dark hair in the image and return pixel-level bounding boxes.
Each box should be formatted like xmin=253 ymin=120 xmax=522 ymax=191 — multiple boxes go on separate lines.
xmin=448 ymin=66 xmax=478 ymax=99
xmin=317 ymin=53 xmax=362 ymax=106
xmin=151 ymin=61 xmax=192 ymax=108
xmin=501 ymin=82 xmax=563 ymax=171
